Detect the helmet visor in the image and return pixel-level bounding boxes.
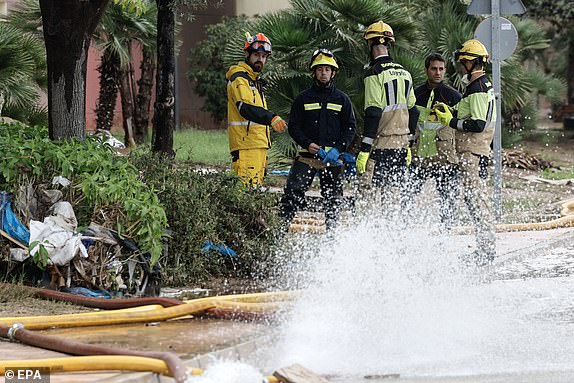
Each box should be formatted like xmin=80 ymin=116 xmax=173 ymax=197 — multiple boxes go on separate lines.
xmin=312 ymin=48 xmax=334 ymax=61
xmin=453 ymin=49 xmax=483 ymax=62
xmin=250 ymin=41 xmax=272 ymax=53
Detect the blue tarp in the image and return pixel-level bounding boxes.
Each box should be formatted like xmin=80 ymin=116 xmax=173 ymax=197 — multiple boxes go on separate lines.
xmin=202 ymin=241 xmax=237 ymax=257
xmin=0 ymin=192 xmax=29 ymax=246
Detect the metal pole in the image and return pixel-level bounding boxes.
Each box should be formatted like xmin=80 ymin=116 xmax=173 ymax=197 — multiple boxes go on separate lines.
xmin=491 ymin=0 xmax=503 ymax=221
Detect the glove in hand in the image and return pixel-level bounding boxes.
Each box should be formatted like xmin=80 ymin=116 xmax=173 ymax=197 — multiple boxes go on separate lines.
xmin=341 ymin=152 xmax=356 ymax=178
xmin=356 ymin=151 xmax=370 ymax=173
xmin=270 ymin=116 xmax=287 ymax=132
xmin=323 ymin=147 xmax=342 ymax=165
xmin=316 ymin=148 xmax=327 ymax=160
xmin=433 ymin=103 xmax=453 ymax=127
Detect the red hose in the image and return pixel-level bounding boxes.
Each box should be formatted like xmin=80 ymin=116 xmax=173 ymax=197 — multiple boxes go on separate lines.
xmin=0 ymin=324 xmax=189 ymax=383
xmin=34 ymin=288 xmax=183 ymax=309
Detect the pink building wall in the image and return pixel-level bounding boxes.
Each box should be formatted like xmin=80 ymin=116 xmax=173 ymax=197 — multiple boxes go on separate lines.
xmin=85 ymin=44 xmax=150 ymax=133
xmin=85 ymin=47 xmax=122 ymax=132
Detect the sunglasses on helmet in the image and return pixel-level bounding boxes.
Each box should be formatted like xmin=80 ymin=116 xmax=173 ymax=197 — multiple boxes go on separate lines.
xmin=312 ymin=48 xmax=334 ymax=60
xmin=250 ymin=41 xmax=272 ymax=53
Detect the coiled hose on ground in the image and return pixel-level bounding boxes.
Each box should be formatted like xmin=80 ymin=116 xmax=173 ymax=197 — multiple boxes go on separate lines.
xmin=33 ymin=288 xmax=183 ymax=309
xmin=0 ymin=291 xmax=295 ymax=330
xmin=0 ymin=292 xmax=295 ymax=382
xmin=0 ymin=323 xmax=191 ymax=383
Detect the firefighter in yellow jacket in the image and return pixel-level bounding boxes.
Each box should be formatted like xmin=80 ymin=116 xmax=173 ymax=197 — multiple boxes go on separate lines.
xmin=226 ymin=33 xmax=287 ymax=187
xmin=434 ymin=39 xmax=497 ymax=266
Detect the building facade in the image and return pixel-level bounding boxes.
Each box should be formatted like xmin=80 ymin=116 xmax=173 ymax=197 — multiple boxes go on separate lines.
xmin=2 ymin=0 xmax=289 ymax=131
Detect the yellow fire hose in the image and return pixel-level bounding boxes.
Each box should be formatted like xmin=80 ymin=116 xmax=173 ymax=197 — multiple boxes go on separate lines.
xmin=289 ymin=199 xmax=574 ymax=234
xmin=0 ymin=292 xmax=296 ymax=381
xmin=0 ymin=291 xmax=297 ymax=330
xmin=0 ymin=356 xmax=173 ymax=376
xmin=0 ymin=356 xmax=279 ymax=382
xmin=455 ymin=199 xmax=574 ymax=234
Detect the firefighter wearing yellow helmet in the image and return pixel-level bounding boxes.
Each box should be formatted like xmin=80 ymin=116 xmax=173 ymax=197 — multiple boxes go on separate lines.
xmin=356 ymin=21 xmax=418 ymax=207
xmin=225 ymin=32 xmax=288 ymax=187
xmin=433 ymin=38 xmax=497 ymax=266
xmin=280 ymin=48 xmax=356 ymax=230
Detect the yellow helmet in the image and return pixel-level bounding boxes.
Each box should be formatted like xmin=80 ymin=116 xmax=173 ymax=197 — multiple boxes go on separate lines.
xmin=363 ymin=21 xmax=395 ymax=45
xmin=454 ymin=39 xmax=489 ymax=63
xmin=310 ymin=48 xmax=339 ymax=70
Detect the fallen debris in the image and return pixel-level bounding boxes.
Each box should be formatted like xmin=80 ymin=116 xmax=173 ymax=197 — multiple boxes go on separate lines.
xmin=519 ymin=174 xmax=574 ymax=185
xmin=503 ymin=149 xmax=555 ymax=170
xmin=273 ymin=363 xmax=329 ymax=383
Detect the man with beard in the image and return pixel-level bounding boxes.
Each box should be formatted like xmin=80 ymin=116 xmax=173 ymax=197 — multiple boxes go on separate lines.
xmin=410 ymin=53 xmax=462 ymax=230
xmin=226 ymin=33 xmax=288 ymax=187
xmin=280 ymin=49 xmax=356 ymax=230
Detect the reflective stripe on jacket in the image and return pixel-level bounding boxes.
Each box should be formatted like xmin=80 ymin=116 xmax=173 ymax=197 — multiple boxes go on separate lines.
xmin=454 ymin=75 xmax=496 ymax=156
xmin=288 ymin=83 xmax=356 ymax=152
xmin=363 ymin=56 xmax=416 ymax=149
xmin=226 ymin=62 xmax=271 ymax=152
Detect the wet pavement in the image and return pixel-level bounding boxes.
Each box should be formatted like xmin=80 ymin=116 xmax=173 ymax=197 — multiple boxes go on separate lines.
xmin=1 ymin=227 xmax=573 ymax=382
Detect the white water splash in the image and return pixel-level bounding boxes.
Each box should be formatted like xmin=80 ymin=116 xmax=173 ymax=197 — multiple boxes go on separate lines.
xmin=267 ymin=214 xmax=574 ymax=379
xmin=186 ymin=361 xmax=266 ymax=383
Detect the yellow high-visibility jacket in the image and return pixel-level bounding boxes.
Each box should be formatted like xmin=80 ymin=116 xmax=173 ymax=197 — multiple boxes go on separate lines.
xmin=226 ymin=62 xmax=272 ymax=152
xmin=450 ymin=75 xmax=496 ymax=157
xmin=362 ymin=55 xmax=417 ymax=150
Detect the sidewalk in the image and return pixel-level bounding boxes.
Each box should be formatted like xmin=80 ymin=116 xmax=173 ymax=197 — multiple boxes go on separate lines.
xmin=1 ymin=227 xmax=573 ymax=383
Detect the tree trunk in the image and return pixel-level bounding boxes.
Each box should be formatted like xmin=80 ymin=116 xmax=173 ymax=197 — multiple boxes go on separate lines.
xmin=152 ymin=0 xmax=175 ymax=156
xmin=134 ymin=47 xmax=155 ymax=143
xmin=119 ymin=69 xmax=137 ymax=147
xmin=40 ymin=0 xmax=111 ymax=141
xmin=95 ymin=49 xmax=121 ymax=131
xmin=568 ymin=33 xmax=574 ymax=104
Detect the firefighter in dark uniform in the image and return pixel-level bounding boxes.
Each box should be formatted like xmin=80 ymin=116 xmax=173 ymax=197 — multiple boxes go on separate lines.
xmin=434 ymin=39 xmax=497 ymax=265
xmin=356 ymin=21 xmax=419 ymax=208
xmin=280 ymin=49 xmax=357 ymax=230
xmin=410 ymin=53 xmax=462 ymax=229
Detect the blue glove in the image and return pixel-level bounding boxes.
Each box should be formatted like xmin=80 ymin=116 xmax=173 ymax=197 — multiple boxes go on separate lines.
xmin=341 ymin=152 xmax=356 ymax=178
xmin=323 ymin=147 xmax=341 ymax=165
xmin=316 ymin=148 xmax=327 ymax=160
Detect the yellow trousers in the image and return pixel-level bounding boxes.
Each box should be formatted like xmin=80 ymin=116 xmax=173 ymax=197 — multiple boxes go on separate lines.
xmin=232 ymin=148 xmax=267 ymax=187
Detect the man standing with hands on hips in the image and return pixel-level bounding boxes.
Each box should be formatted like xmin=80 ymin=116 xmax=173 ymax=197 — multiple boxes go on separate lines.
xmin=226 ymin=32 xmax=288 ymax=187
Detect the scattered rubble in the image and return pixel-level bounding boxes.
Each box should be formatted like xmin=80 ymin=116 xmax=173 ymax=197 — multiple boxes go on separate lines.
xmin=503 ymin=149 xmax=555 ymax=170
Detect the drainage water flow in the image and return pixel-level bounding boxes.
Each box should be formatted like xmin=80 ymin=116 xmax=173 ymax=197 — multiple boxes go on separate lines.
xmin=266 ymin=214 xmax=574 ymax=381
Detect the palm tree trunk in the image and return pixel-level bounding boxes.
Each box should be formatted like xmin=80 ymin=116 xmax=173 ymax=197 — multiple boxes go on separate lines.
xmin=152 ymin=0 xmax=175 ymax=156
xmin=40 ymin=0 xmax=111 ymax=141
xmin=568 ymin=32 xmax=574 ymax=105
xmin=95 ymin=49 xmax=120 ymax=131
xmin=134 ymin=47 xmax=155 ymax=143
xmin=119 ymin=68 xmax=136 ymax=147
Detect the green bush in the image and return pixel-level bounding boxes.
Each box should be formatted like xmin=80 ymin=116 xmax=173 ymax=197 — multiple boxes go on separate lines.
xmin=130 ymin=151 xmax=283 ymax=284
xmin=0 ymin=123 xmax=167 ymax=265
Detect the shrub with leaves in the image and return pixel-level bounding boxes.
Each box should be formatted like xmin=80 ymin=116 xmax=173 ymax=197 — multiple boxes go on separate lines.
xmin=188 ymin=16 xmax=251 ymax=124
xmin=0 ymin=123 xmax=167 ymax=265
xmin=130 ymin=151 xmax=283 ymax=284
